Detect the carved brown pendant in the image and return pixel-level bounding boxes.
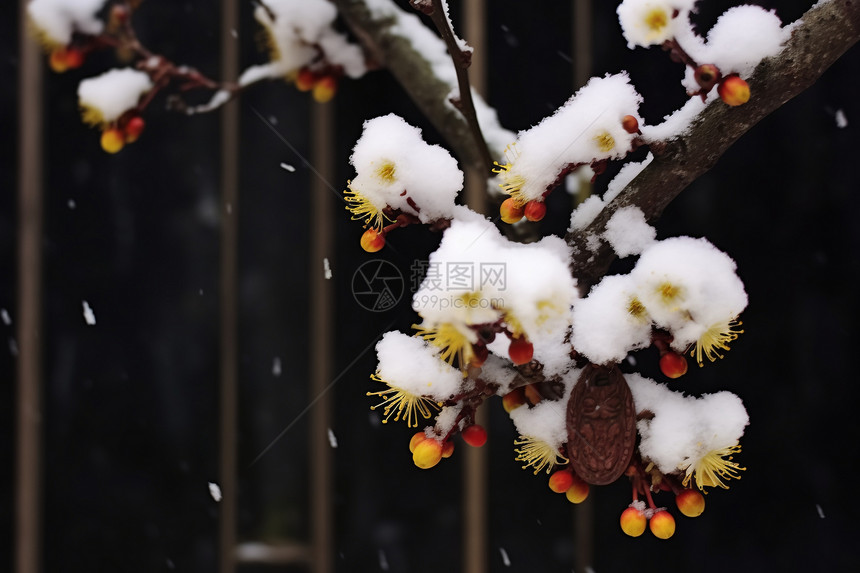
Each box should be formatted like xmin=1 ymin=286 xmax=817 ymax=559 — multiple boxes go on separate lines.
xmin=566 ymin=364 xmax=636 ymax=485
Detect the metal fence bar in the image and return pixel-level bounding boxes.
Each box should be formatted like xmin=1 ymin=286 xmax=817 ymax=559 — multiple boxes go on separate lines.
xmin=219 ymin=0 xmax=240 ymax=571
xmin=16 ymin=2 xmax=44 ymax=572
xmin=309 ymin=99 xmax=335 ymax=573
xmin=463 ymin=2 xmax=488 ymax=572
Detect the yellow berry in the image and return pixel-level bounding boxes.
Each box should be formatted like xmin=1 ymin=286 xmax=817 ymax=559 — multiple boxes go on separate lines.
xmin=675 ymin=489 xmax=705 ymax=517
xmin=499 ymin=197 xmax=524 ymax=224
xmin=409 ymin=431 xmax=426 ymax=453
xmin=565 ymin=476 xmax=589 ymax=504
xmin=312 ymin=76 xmax=337 ymax=103
xmin=649 ymin=510 xmax=676 ymax=539
xmin=100 ymin=128 xmax=125 ymax=154
xmin=360 ymin=228 xmax=385 ymax=253
xmin=412 ymin=438 xmax=443 ymax=469
xmin=502 ymin=388 xmax=526 ymax=413
xmin=620 ymin=507 xmax=647 ymax=537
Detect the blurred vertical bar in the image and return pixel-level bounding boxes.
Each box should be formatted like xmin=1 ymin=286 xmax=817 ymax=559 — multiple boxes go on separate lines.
xmin=463 ymin=2 xmax=488 ymax=573
xmin=16 ymin=2 xmax=43 ymax=573
xmin=219 ymin=0 xmax=240 ymax=571
xmin=572 ymin=2 xmax=594 ymax=571
xmin=310 ymin=102 xmax=334 ymax=573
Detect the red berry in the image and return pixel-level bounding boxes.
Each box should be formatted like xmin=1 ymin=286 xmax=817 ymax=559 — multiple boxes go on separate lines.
xmin=718 ymin=75 xmax=750 ymax=106
xmin=659 ymin=351 xmax=688 ymax=379
xmin=621 ymin=114 xmax=639 ymax=134
xmin=360 ymin=228 xmax=385 ymax=252
xmin=499 ymin=197 xmax=524 ymax=224
xmin=508 ymin=336 xmax=533 ymax=365
xmin=523 ymin=201 xmax=547 ymax=222
xmin=548 ymin=470 xmax=574 ymax=493
xmin=694 ymin=64 xmax=721 ymax=91
xmin=123 ymin=116 xmax=146 ymax=143
xmin=461 ymin=424 xmax=487 ymax=448
xmin=295 ymin=67 xmax=316 ymax=92
xmin=441 ymin=440 xmax=455 ymax=458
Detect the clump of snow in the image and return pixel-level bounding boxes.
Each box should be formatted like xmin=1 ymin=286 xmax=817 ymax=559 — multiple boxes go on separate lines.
xmin=375 ymin=331 xmax=462 ymax=401
xmin=496 ymin=74 xmax=643 ymax=203
xmin=208 ymin=481 xmax=222 ymax=502
xmin=327 ymin=428 xmax=338 ymax=448
xmin=78 ymin=68 xmax=153 ymax=125
xmin=602 ymin=206 xmax=656 ymax=257
xmin=82 ymin=300 xmax=96 ymax=325
xmin=835 ymin=109 xmax=848 ymax=129
xmin=348 ymin=114 xmax=464 ymax=226
xmin=27 ymin=0 xmax=106 ymax=47
xmin=640 ymin=96 xmax=707 ymax=142
xmin=604 ymin=153 xmax=653 ymax=203
xmin=568 ymin=195 xmax=605 ymax=232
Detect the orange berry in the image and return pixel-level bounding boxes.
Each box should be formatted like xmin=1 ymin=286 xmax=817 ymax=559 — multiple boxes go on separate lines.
xmin=123 ymin=116 xmax=145 ymax=143
xmin=523 ymin=384 xmax=542 ymax=406
xmin=412 ymin=438 xmax=443 ymax=469
xmin=523 ymin=200 xmax=547 ymax=222
xmin=360 ymin=228 xmax=385 ymax=252
xmin=621 ymin=114 xmax=639 ymax=134
xmin=548 ymin=470 xmax=574 ymax=494
xmin=461 ymin=424 xmax=487 ymax=448
xmin=441 ymin=440 xmax=455 ymax=458
xmin=502 ymin=388 xmax=526 ymax=413
xmin=100 ymin=128 xmax=125 ymax=154
xmin=675 ymin=489 xmax=705 ymax=518
xmin=499 ymin=197 xmax=524 ymax=224
xmin=409 ymin=431 xmax=427 ymax=453
xmin=620 ymin=507 xmax=647 ymax=537
xmin=718 ymin=75 xmax=750 ymax=106
xmin=49 ymin=48 xmax=70 ymax=73
xmin=659 ymin=351 xmax=688 ymax=379
xmin=565 ymin=476 xmax=589 ymax=504
xmin=295 ymin=67 xmax=316 ymax=92
xmin=649 ymin=510 xmax=676 ymax=539
xmin=508 ymin=336 xmax=533 ymax=365
xmin=312 ymin=76 xmax=337 ymax=103
xmin=64 ymin=47 xmax=84 ymax=70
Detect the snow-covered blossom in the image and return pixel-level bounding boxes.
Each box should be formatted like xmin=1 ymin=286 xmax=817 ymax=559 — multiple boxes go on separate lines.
xmin=493 ymin=74 xmax=643 ymax=204
xmin=602 ymin=206 xmax=656 ymax=257
xmin=27 ymin=0 xmax=105 ymax=48
xmin=630 ymin=236 xmax=747 ymax=364
xmin=369 ymin=332 xmax=463 ymax=427
xmin=411 ymin=218 xmax=577 ymax=373
xmin=345 ymin=114 xmax=464 ymax=230
xmin=627 ymin=373 xmax=748 ymax=490
xmin=571 ymin=274 xmax=652 ymax=365
xmin=616 ymin=0 xmax=696 ymax=49
xmin=239 ymin=0 xmax=365 ymax=85
xmin=77 ymin=68 xmax=153 ymax=126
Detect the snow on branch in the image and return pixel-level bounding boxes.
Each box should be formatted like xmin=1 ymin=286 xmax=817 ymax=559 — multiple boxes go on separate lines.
xmin=331 ymin=0 xmax=512 ymax=170
xmin=566 ymin=0 xmax=860 ymax=289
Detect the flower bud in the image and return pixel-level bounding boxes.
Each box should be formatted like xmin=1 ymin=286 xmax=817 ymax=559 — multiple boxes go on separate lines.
xmin=693 ymin=64 xmax=721 ymax=92
xmin=718 ymin=75 xmax=750 ymax=106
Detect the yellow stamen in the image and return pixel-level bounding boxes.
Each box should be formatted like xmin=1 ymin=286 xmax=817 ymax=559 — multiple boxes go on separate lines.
xmin=657 ymin=281 xmax=682 ymax=304
xmin=413 ymin=322 xmax=474 ymax=368
xmin=692 ymin=318 xmax=744 ymax=366
xmin=367 ymin=373 xmax=440 ymax=428
xmin=374 ymin=161 xmax=396 ymax=183
xmin=627 ymin=296 xmax=648 ymax=321
xmin=344 ymin=183 xmax=390 ymax=230
xmin=514 ymin=435 xmax=569 ymax=475
xmin=645 ymin=8 xmax=669 ymax=33
xmin=682 ymin=444 xmax=745 ymax=491
xmin=593 ymin=131 xmax=616 ymax=153
xmin=79 ymin=105 xmax=105 ymax=127
xmin=492 ymin=143 xmax=529 ymax=203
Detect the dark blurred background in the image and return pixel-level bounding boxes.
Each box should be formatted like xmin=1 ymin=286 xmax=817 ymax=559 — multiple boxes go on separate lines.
xmin=2 ymin=0 xmax=859 ymax=572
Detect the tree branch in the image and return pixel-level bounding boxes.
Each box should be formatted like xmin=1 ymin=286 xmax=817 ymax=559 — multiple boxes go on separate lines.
xmin=331 ymin=0 xmax=509 ymax=171
xmin=565 ymin=0 xmax=860 ymax=290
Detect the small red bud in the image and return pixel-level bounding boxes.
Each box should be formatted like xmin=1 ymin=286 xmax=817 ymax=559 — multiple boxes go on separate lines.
xmin=693 ymin=64 xmax=721 ymax=91
xmin=523 ymin=200 xmax=547 ymax=222
xmin=621 ymin=114 xmax=639 ymax=134
xmin=508 ymin=336 xmax=533 ymax=365
xmin=360 ymin=228 xmax=385 ymax=253
xmin=718 ymin=75 xmax=750 ymax=106
xmin=659 ymin=351 xmax=688 ymax=379
xmin=461 ymin=424 xmax=488 ymax=448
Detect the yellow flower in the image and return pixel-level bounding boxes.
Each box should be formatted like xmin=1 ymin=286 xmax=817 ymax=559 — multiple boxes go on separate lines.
xmin=344 ymin=183 xmax=390 ymax=230
xmin=682 ymin=443 xmax=745 ymax=491
xmin=413 ymin=322 xmax=475 ymax=368
xmin=367 ymin=373 xmax=440 ymax=428
xmin=514 ymin=435 xmax=568 ymax=475
xmin=691 ymin=318 xmax=743 ymax=367
xmin=492 ymin=144 xmax=528 ymax=204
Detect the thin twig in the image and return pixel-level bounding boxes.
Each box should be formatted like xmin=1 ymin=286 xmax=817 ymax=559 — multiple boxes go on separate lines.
xmin=420 ymin=0 xmax=495 ymax=172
